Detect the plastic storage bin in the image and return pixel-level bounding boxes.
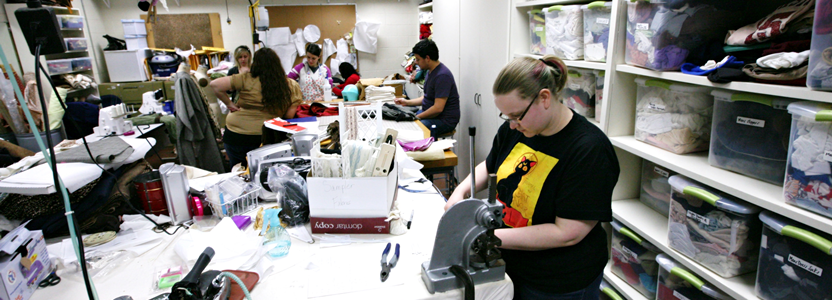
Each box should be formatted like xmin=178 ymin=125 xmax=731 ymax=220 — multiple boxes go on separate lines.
xmin=562 ymin=68 xmax=595 ymax=118
xmin=57 ymin=15 xmax=84 ymax=30
xmin=808 ymin=0 xmax=832 ymax=90
xmin=71 ymin=57 xmax=92 ymax=72
xmin=668 ymin=175 xmax=762 ymax=277
xmin=46 ymin=59 xmax=72 ymax=74
xmin=121 ymin=19 xmax=147 ymax=36
xmin=64 ymin=38 xmax=87 ymax=51
xmin=582 ymin=1 xmax=612 ymax=62
xmin=544 ymin=5 xmax=583 ymax=60
xmin=624 ymin=0 xmax=739 ymax=71
xmin=709 ymin=91 xmax=793 ymax=185
xmin=755 ymin=211 xmax=832 ymax=300
xmin=594 ymin=70 xmax=604 ymax=123
xmin=641 ymin=160 xmax=676 ymax=217
xmin=634 ymin=78 xmax=713 ymax=154
xmin=599 ymin=279 xmax=624 ymax=300
xmin=528 ymin=9 xmax=546 ymax=55
xmin=784 ymin=101 xmax=832 ymax=220
xmin=656 ymin=254 xmax=731 ymax=300
xmin=610 ymin=219 xmax=661 ymax=299
xmin=125 ymin=35 xmax=148 ymax=51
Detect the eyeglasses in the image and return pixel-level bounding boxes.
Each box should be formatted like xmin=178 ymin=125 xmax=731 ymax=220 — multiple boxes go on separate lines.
xmin=498 ymin=93 xmax=539 ymax=123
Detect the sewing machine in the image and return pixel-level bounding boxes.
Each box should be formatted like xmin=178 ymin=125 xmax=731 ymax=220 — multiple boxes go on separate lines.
xmin=93 ymin=103 xmax=133 ymax=136
xmin=421 ymin=127 xmax=506 ymax=294
xmin=139 ymin=89 xmax=167 ymax=115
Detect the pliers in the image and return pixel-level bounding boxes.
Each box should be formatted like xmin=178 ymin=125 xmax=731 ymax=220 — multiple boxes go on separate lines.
xmin=380 ymin=242 xmax=400 ymax=282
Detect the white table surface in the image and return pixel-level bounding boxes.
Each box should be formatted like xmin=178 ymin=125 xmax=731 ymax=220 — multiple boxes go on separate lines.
xmin=84 ymin=123 xmax=163 ymax=142
xmin=33 ymin=169 xmax=513 ymax=300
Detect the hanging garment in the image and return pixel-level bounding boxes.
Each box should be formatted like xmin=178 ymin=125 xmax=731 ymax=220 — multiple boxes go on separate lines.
xmin=298 ymin=63 xmax=331 ymax=101
xmin=271 ymin=44 xmax=297 ymax=75
xmin=174 ymin=71 xmax=225 ymax=173
xmin=293 ymin=28 xmax=306 ymax=56
xmin=322 ymin=38 xmax=336 ymax=60
xmin=266 ymin=27 xmax=292 ymax=47
xmin=354 ymin=19 xmax=381 ymax=54
xmin=335 ymin=38 xmax=350 ymax=62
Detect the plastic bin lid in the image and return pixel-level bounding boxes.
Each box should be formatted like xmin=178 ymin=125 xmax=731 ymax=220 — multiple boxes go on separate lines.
xmin=760 ymin=211 xmax=832 ymax=255
xmin=611 ymin=219 xmax=661 ymax=252
xmin=545 ymin=4 xmax=581 ymax=12
xmin=711 ymin=90 xmax=792 ymax=109
xmin=529 ymin=9 xmax=543 ymax=14
xmin=655 ymin=254 xmax=732 ymax=300
xmin=599 ymin=279 xmax=623 ymax=300
xmin=667 ymin=175 xmax=761 ymax=215
xmin=121 ymin=19 xmax=145 ymax=23
xmin=125 ymin=34 xmax=148 ymax=39
xmin=581 ymin=1 xmax=613 ymax=9
xmin=787 ymin=101 xmax=832 ymax=121
xmin=594 ymin=70 xmax=606 ymax=77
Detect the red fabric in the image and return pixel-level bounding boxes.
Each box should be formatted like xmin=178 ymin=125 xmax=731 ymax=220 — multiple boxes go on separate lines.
xmin=332 ymin=74 xmax=360 ymax=97
xmin=754 ymin=77 xmax=807 ymax=86
xmin=657 ymin=283 xmax=679 ymax=300
xmin=295 ymin=103 xmax=339 ymax=118
xmin=761 ymin=39 xmax=811 ymax=56
xmin=419 ymin=24 xmax=432 ymax=40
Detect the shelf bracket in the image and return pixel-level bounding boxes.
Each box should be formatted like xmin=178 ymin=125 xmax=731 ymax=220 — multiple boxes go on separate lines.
xmin=101 ymin=0 xmax=110 ymax=8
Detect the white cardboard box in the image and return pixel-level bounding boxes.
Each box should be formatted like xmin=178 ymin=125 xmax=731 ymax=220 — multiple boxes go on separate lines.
xmin=308 ymin=160 xmax=399 ymax=218
xmin=0 ymin=223 xmax=51 ymax=300
xmin=103 ymin=49 xmax=151 ymax=82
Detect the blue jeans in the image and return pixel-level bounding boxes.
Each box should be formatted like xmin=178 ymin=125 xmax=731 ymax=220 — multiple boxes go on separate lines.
xmin=417 ymin=110 xmax=457 ymax=138
xmin=513 ymin=272 xmax=602 ymax=300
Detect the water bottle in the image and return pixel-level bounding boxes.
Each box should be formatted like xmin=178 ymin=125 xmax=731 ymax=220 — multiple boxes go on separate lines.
xmin=323 ymin=82 xmax=333 ymax=102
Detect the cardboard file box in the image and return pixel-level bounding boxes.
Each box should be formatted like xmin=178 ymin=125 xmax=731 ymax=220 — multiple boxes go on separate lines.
xmin=0 ymin=223 xmax=51 ymax=300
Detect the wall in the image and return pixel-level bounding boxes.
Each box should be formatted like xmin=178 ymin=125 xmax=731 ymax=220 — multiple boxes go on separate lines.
xmin=86 ymin=0 xmax=423 ymax=82
xmin=0 ymin=0 xmax=22 ymax=74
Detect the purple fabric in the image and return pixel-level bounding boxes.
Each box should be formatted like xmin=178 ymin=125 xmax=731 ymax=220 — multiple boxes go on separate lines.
xmin=598 ymin=27 xmax=610 ymax=49
xmin=421 ymin=63 xmax=460 ymax=127
xmin=287 ymin=63 xmax=334 ymax=86
xmin=398 ymin=137 xmax=434 ymax=152
xmin=652 ymin=45 xmax=689 ymax=71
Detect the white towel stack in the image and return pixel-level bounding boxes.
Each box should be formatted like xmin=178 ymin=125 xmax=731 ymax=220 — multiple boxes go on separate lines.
xmin=365 ymin=86 xmax=396 ymax=102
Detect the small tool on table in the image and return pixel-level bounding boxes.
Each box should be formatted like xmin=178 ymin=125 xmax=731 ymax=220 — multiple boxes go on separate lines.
xmin=380 ymin=242 xmax=400 ymax=282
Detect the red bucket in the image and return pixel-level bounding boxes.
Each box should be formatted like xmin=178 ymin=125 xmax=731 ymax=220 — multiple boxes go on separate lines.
xmin=132 ymin=171 xmax=168 ymax=216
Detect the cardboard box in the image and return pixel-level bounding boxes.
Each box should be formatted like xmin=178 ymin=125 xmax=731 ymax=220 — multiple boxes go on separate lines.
xmin=0 ymin=223 xmax=51 ymax=300
xmin=307 ymin=160 xmax=399 ymax=219
xmin=384 ymin=80 xmax=405 ymax=98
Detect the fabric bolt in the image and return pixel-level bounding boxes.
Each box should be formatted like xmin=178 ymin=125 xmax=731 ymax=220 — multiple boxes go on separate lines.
xmin=545 ymin=8 xmax=584 ymax=60
xmin=726 ymin=0 xmax=815 ymax=45
xmin=174 ymin=71 xmax=226 ymax=173
xmin=743 ymin=63 xmax=808 ymax=81
xmin=757 ymin=50 xmax=810 ymax=69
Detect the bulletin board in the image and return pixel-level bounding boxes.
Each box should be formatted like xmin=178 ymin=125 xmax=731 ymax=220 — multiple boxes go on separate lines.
xmin=141 ymin=13 xmax=224 ymax=50
xmin=265 ymin=4 xmax=356 ymax=69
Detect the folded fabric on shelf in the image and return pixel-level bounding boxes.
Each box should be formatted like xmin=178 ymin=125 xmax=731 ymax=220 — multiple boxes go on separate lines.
xmin=681 ymin=56 xmax=744 ymax=75
xmin=726 ymin=0 xmax=815 ymax=45
xmin=757 ymin=50 xmax=810 ymax=69
xmin=742 ymin=62 xmax=808 ymax=81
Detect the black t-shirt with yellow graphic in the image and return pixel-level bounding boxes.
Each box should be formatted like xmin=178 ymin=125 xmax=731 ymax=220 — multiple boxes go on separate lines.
xmin=486 ymin=112 xmax=619 ymax=294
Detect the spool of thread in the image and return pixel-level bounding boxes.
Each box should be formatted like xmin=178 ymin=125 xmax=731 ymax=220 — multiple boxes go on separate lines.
xmin=194 ymin=65 xmax=210 ymax=87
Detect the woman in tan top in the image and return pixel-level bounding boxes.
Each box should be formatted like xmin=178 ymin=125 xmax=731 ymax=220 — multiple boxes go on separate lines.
xmin=211 ymin=47 xmax=302 ymax=168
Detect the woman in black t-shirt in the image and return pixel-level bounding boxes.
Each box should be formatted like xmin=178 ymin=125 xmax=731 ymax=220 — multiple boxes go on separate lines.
xmin=445 ymin=55 xmax=619 ymax=300
xmin=226 ymin=45 xmax=252 ymax=101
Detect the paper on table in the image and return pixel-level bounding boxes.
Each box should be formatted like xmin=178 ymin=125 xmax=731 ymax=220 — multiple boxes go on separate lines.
xmin=306 ymin=247 xmax=405 ymax=298
xmin=174 ymin=217 xmax=262 ymax=271
xmin=188 ymin=172 xmax=242 ymax=192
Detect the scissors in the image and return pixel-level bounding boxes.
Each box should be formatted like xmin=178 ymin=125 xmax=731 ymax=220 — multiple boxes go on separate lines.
xmin=38 ymin=267 xmax=60 ymax=288
xmin=380 ymin=242 xmax=400 ymax=282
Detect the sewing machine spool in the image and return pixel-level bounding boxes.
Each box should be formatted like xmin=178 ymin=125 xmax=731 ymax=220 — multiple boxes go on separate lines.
xmin=133 ymin=170 xmax=169 ymax=216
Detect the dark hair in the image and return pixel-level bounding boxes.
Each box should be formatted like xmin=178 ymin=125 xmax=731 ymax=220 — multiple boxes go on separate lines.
xmin=339 ymin=62 xmax=359 ymax=79
xmin=412 ymin=39 xmax=439 ymax=61
xmin=250 ymin=48 xmax=292 ymax=115
xmin=306 ymin=43 xmax=322 ymax=56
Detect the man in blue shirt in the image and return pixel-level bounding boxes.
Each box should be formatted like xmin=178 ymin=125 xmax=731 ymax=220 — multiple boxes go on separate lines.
xmin=395 ymin=39 xmax=460 ymax=138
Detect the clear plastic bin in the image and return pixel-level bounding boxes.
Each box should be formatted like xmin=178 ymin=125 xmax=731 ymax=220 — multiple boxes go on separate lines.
xmin=64 ymin=38 xmax=88 ymax=51
xmin=528 ymin=9 xmax=546 ymax=55
xmin=544 ymin=5 xmax=584 ymax=60
xmin=71 ymin=57 xmax=92 ymax=72
xmin=46 ymin=59 xmax=72 ymax=74
xmin=807 ymin=0 xmax=832 ymax=90
xmin=625 ymin=0 xmax=739 ymax=71
xmin=562 ymin=68 xmax=595 ymax=118
xmin=594 ymin=70 xmax=604 ymax=123
xmin=634 ymin=78 xmax=713 ymax=154
xmin=656 ymin=254 xmax=732 ymax=300
xmin=582 ymin=1 xmax=612 ymax=62
xmin=668 ymin=175 xmax=762 ymax=277
xmin=610 ymin=219 xmax=661 ymax=299
xmin=640 ymin=160 xmax=676 ymax=217
xmin=784 ymin=101 xmax=832 ymax=220
xmin=57 ymin=15 xmax=84 ymax=30
xmin=709 ymin=90 xmax=793 ymax=185
xmin=600 ymin=279 xmax=624 ymax=300
xmin=121 ymin=19 xmax=147 ymax=36
xmin=755 ymin=211 xmax=832 ymax=300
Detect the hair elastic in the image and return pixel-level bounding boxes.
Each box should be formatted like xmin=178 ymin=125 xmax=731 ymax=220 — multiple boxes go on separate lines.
xmin=538 ymin=58 xmax=564 ymax=77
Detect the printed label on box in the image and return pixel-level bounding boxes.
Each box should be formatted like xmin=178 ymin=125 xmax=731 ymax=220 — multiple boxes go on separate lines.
xmin=737 ymin=116 xmax=765 ymax=128
xmin=654 ymin=166 xmax=669 ymax=178
xmin=788 ymin=254 xmax=823 ymax=276
xmin=636 ymin=23 xmax=649 ymax=30
xmin=673 ymin=290 xmax=691 ymax=300
xmin=648 ymin=103 xmax=666 ymax=112
xmin=687 ymin=210 xmax=710 ymax=226
xmin=824 ymin=150 xmax=832 ymax=163
xmin=597 ymin=18 xmax=610 ymax=25
xmin=535 ymin=27 xmax=544 ymax=32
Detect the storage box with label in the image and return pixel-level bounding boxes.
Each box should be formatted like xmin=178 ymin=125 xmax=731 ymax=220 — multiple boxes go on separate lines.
xmin=307 ymin=102 xmax=400 ymax=234
xmin=655 ymin=254 xmax=731 ymax=300
xmin=581 ymin=1 xmax=612 ymax=62
xmin=593 ymin=70 xmax=604 ymax=123
xmin=641 ymin=160 xmax=675 ymax=217
xmin=0 ymin=223 xmax=52 ymax=300
xmin=709 ymin=90 xmax=793 ymax=185
xmin=610 ymin=219 xmax=662 ymax=299
xmin=755 ymin=211 xmax=832 ymax=300
xmin=807 ymin=0 xmax=832 ymax=91
xmin=784 ymin=101 xmax=832 ymax=220
xmin=528 ymin=9 xmax=546 ymax=55
xmin=634 ymin=78 xmax=713 ymax=154
xmin=561 ymin=68 xmax=595 ymax=118
xmin=544 ymin=5 xmax=584 ymax=60
xmin=668 ymin=175 xmax=762 ymax=278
